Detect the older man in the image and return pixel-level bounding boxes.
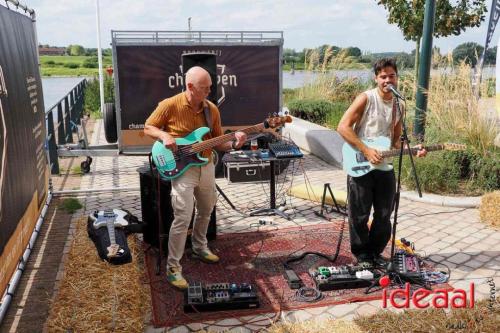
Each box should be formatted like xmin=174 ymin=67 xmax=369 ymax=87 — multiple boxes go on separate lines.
xmin=144 ymin=66 xmax=246 ymax=289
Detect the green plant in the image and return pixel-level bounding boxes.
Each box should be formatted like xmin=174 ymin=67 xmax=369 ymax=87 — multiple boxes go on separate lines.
xmin=59 ymin=198 xmax=83 ymax=214
xmin=287 ymin=99 xmax=335 ymax=124
xmin=325 ymin=101 xmax=349 ymax=129
xmin=398 ymin=149 xmax=499 ymax=194
xmin=63 ymin=62 xmax=80 ymax=69
xmin=468 ymin=149 xmax=500 ymax=191
xmin=82 ymin=56 xmax=98 ymax=68
xmin=84 ymin=76 xmax=115 ymax=118
xmin=398 ymin=151 xmax=462 ymax=193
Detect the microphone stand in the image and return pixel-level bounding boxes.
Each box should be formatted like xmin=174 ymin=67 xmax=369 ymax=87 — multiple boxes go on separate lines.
xmin=386 ymin=94 xmax=423 ymax=277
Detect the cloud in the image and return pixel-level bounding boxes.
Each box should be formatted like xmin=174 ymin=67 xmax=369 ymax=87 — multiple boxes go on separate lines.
xmin=20 ymin=0 xmax=496 ymax=53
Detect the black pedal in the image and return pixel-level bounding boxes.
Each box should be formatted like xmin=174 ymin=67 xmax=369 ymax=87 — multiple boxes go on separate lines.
xmin=392 ymin=251 xmax=422 ymax=280
xmin=184 ymin=282 xmax=260 ymax=313
xmin=284 ymin=269 xmax=302 ymax=289
xmin=310 ymin=265 xmax=378 ymax=291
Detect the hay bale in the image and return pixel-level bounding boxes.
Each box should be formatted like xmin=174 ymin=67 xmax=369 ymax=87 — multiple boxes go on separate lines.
xmin=46 ymin=217 xmax=150 ymax=332
xmin=480 ymin=191 xmax=500 ymax=227
xmin=288 ymin=184 xmax=347 ymax=206
xmin=267 ymin=318 xmax=361 ymax=333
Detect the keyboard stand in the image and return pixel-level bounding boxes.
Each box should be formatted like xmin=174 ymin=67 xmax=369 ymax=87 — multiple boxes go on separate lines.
xmin=249 ymin=159 xmax=292 ymax=220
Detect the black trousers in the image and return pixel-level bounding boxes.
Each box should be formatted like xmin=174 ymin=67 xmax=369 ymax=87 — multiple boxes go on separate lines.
xmin=347 ymin=169 xmax=396 ymax=258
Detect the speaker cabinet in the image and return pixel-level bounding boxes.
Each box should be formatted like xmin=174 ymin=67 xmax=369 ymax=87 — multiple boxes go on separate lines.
xmin=138 ymin=166 xmax=216 ymax=253
xmin=182 ymin=52 xmax=217 ymax=104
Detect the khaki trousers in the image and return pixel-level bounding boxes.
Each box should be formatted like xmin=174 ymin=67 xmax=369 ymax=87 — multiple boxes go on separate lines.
xmin=167 ymin=163 xmax=217 ymax=270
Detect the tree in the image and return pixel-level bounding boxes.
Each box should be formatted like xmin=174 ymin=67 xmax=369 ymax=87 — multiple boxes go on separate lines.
xmin=344 ymin=47 xmax=362 ymax=57
xmin=452 ymin=42 xmax=484 ymax=66
xmin=67 ymin=44 xmax=85 ymax=56
xmin=484 ymin=46 xmax=497 ymax=65
xmin=377 ymin=0 xmax=487 ymax=76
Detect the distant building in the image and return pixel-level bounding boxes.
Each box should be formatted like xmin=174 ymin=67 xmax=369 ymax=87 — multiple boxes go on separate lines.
xmin=38 ymin=46 xmax=66 ymax=56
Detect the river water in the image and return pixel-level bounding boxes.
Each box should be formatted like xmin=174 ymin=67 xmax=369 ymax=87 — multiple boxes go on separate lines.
xmin=41 ymin=71 xmax=368 ymax=110
xmin=41 ymin=77 xmax=87 ymax=111
xmin=42 ymin=67 xmax=495 ymax=110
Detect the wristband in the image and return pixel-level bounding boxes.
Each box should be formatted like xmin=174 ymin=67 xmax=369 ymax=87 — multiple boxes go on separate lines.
xmin=231 ymin=140 xmax=237 ymax=150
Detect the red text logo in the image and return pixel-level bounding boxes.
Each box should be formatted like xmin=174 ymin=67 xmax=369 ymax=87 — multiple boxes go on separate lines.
xmin=382 ymin=282 xmax=475 ymax=309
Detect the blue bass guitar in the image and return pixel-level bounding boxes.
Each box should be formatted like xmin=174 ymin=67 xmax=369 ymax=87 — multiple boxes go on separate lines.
xmin=342 ymin=136 xmax=465 ymax=177
xmin=152 ymin=116 xmax=292 ymax=180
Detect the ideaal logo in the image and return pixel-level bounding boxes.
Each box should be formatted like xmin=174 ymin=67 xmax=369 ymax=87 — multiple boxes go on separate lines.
xmin=382 ymin=282 xmax=475 ymax=309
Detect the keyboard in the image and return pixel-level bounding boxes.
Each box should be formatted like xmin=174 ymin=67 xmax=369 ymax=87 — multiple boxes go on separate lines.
xmin=268 ymin=142 xmax=303 ymax=158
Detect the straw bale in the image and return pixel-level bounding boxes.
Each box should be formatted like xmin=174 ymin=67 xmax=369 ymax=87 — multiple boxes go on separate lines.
xmin=480 ymin=191 xmax=500 ymax=228
xmin=46 ymin=217 xmax=150 ymax=332
xmin=267 ymin=318 xmax=361 ymax=333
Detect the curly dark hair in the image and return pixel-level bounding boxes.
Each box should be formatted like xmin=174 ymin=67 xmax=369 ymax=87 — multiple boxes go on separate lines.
xmin=373 ymin=58 xmax=398 ymax=75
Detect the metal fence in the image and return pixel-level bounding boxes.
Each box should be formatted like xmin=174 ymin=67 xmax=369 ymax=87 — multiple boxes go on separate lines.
xmin=45 ymin=79 xmax=87 ymax=174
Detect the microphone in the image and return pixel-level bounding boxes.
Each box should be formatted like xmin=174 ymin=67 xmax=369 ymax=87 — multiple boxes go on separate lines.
xmin=387 ymin=84 xmax=405 ymax=100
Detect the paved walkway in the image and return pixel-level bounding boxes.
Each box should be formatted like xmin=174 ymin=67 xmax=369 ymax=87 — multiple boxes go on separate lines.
xmin=84 ymin=120 xmax=499 ymax=332
xmin=2 ymin=119 xmax=499 ymax=332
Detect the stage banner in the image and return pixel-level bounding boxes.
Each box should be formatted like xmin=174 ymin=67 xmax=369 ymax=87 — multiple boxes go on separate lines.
xmin=0 ymin=5 xmax=47 ymax=296
xmin=115 ymin=45 xmax=281 ymax=148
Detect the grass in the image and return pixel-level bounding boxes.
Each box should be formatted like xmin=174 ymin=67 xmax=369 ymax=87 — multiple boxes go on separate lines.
xmin=40 ymin=55 xmax=113 ymax=76
xmin=58 ymin=198 xmax=83 ymax=214
xmin=424 ymin=62 xmax=498 ymax=156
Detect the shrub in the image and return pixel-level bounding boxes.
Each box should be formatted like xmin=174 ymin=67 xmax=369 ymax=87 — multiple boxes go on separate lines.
xmin=325 ymin=101 xmax=349 ymax=129
xmin=84 ymin=76 xmax=115 ymax=117
xmin=398 ymin=151 xmax=462 ymax=194
xmin=63 ymin=62 xmax=79 ymax=69
xmin=398 ymin=149 xmax=499 ymax=194
xmin=287 ymin=99 xmax=336 ymax=124
xmin=82 ymin=56 xmax=98 ymax=68
xmin=468 ymin=149 xmax=500 ymax=191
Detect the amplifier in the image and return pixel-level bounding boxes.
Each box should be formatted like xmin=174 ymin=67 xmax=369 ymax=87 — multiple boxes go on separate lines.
xmin=138 ymin=166 xmax=216 ymax=254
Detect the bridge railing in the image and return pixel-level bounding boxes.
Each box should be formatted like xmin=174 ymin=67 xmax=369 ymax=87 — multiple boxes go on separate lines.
xmin=45 ymin=79 xmax=87 ymax=174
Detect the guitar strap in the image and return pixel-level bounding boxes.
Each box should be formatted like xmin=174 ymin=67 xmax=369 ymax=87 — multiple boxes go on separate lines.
xmin=203 ymin=101 xmax=212 ymax=134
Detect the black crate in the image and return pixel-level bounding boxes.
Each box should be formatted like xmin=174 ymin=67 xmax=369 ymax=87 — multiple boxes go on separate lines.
xmin=222 ymin=152 xmax=290 ymax=183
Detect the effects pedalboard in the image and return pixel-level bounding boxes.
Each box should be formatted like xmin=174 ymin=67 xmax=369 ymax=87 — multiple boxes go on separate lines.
xmin=309 ymin=265 xmax=380 ymax=291
xmin=184 ymin=282 xmax=260 ymax=312
xmin=392 ymin=250 xmax=422 ymax=280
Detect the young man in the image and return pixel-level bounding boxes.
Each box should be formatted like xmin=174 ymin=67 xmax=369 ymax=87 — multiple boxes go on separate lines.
xmin=144 ymin=66 xmax=246 ymax=289
xmin=337 ymin=58 xmax=426 ymax=267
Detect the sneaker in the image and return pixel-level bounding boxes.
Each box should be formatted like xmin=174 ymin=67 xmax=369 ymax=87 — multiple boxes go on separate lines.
xmin=167 ymin=267 xmax=188 ymax=290
xmin=373 ymin=254 xmax=389 ymax=268
xmin=355 ymin=254 xmax=373 ymax=269
xmin=192 ymin=248 xmax=220 ymax=264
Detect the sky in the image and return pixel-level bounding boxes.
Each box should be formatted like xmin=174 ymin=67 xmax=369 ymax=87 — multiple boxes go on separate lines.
xmin=15 ymin=0 xmax=499 ymax=54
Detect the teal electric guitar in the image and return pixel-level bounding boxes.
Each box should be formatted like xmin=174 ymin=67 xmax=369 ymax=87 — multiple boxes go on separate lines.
xmin=152 ymin=115 xmax=292 ymax=180
xmin=342 ymin=136 xmax=466 ymax=177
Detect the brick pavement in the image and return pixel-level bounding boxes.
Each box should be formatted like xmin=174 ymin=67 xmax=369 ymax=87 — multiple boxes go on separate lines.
xmin=84 ymin=120 xmax=499 ymax=332
xmin=1 ymin=119 xmax=498 ymax=332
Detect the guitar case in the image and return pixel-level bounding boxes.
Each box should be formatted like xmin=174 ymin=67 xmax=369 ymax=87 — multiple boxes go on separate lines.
xmin=87 ymin=209 xmax=137 ymax=265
